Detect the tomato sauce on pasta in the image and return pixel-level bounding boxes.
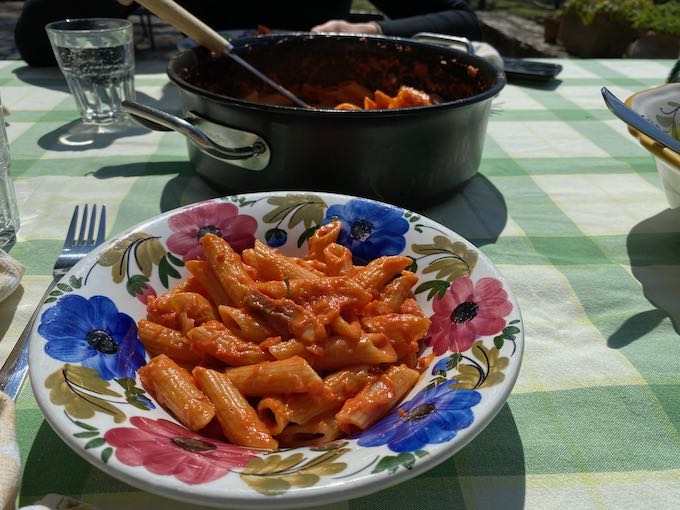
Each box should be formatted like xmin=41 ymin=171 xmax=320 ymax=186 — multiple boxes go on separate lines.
xmin=137 ymin=220 xmax=433 ymax=448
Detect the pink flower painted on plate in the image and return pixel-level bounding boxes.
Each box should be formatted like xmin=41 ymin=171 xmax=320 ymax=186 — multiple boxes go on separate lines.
xmin=426 ymin=276 xmax=513 ymax=355
xmin=136 ymin=284 xmax=157 ymax=304
xmin=104 ymin=416 xmax=257 ymax=484
xmin=166 ymin=201 xmax=257 ymax=261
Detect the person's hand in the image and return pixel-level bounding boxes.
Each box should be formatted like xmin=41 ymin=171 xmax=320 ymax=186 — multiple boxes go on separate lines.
xmin=311 ymin=19 xmax=382 ymax=35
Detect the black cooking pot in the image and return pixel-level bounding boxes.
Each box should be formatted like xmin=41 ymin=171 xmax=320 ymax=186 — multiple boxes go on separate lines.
xmin=123 ymin=33 xmax=505 ymax=207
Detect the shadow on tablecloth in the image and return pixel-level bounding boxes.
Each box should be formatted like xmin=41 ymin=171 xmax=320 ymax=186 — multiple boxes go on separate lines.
xmin=418 ymin=174 xmax=508 ymax=249
xmin=90 ymin=161 xmax=509 ymax=243
xmin=32 ymin=84 xmax=180 ymax=153
xmin=92 ymin=160 xmax=222 ymax=212
xmin=36 ymin=120 xmax=149 ymax=152
xmin=610 ymin=207 xmax=680 ymax=348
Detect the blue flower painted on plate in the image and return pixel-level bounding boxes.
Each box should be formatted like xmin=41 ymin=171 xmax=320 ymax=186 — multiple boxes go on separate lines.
xmin=324 ymin=199 xmax=409 ymax=264
xmin=357 ymin=383 xmax=481 ymax=452
xmin=265 ymin=227 xmax=288 ymax=248
xmin=431 ymin=356 xmax=450 ymax=375
xmin=38 ymin=294 xmax=146 ymax=380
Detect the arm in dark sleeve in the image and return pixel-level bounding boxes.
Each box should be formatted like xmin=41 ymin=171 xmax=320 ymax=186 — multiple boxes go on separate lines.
xmin=14 ymin=0 xmax=136 ymax=67
xmin=371 ymin=0 xmax=482 ymax=40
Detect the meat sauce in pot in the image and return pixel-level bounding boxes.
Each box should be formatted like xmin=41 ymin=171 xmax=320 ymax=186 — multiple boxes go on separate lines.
xmin=178 ymin=36 xmax=485 ymax=110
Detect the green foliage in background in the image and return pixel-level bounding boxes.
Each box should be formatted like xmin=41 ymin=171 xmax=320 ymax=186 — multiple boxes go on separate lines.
xmin=562 ymin=0 xmax=652 ymax=25
xmin=487 ymin=0 xmax=554 ymax=22
xmin=352 ymin=0 xmax=377 ymax=11
xmin=632 ymin=1 xmax=680 ymax=36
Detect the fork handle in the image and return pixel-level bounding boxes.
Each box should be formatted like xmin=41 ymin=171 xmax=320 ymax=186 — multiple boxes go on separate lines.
xmin=0 ymin=278 xmax=58 ymax=400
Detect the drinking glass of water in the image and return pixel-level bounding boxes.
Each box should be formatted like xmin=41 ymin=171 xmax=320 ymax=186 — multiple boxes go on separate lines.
xmin=0 ymin=96 xmax=19 ymax=248
xmin=46 ymin=18 xmax=135 ymax=125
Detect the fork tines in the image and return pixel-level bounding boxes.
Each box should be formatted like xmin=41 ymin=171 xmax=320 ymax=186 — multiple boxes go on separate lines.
xmin=65 ymin=205 xmax=107 ymax=248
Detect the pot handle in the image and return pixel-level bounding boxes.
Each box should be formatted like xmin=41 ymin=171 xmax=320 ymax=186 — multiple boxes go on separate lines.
xmin=121 ymin=100 xmax=270 ymax=170
xmin=411 ymin=33 xmax=474 ymax=54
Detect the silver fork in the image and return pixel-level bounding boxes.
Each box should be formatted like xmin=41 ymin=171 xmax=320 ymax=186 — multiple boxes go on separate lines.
xmin=0 ymin=204 xmax=106 ymax=399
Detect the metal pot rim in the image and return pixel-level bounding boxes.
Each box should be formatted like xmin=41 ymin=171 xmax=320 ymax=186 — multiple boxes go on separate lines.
xmin=166 ymin=32 xmax=506 ymax=116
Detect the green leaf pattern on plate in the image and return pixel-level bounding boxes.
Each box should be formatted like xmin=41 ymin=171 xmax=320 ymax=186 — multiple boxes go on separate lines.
xmin=46 ymin=365 xmax=126 ymax=423
xmin=263 ymin=194 xmax=327 ymax=230
xmin=96 ymin=231 xmax=182 ymax=294
xmin=66 ymin=412 xmax=113 ymax=463
xmin=240 ymin=445 xmax=349 ymax=496
xmin=411 ymin=236 xmax=478 ymax=301
xmin=45 ymin=365 xmax=155 ymax=424
xmin=372 ymin=450 xmax=428 ymax=474
xmin=655 ymin=100 xmax=680 ymax=140
xmin=450 ymin=341 xmax=511 ymax=390
xmin=44 ymin=275 xmax=83 ymax=303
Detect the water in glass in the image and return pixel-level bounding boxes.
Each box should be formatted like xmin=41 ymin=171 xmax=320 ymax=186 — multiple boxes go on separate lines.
xmin=47 ymin=19 xmax=135 ymax=125
xmin=57 ymin=45 xmax=134 ymax=124
xmin=0 ymin=97 xmax=19 ymax=247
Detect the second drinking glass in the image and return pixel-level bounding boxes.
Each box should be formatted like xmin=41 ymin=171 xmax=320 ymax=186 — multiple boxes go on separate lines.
xmin=46 ymin=18 xmax=135 ymax=125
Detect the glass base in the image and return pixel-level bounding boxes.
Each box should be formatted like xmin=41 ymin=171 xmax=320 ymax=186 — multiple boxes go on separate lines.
xmin=81 ymin=112 xmax=128 ymax=126
xmin=82 ymin=115 xmax=135 ymax=134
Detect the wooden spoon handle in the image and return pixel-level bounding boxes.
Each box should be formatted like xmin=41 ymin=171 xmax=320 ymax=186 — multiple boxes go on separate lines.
xmin=134 ymin=0 xmax=231 ymax=53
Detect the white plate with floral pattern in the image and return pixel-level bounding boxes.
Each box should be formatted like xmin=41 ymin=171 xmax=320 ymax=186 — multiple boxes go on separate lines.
xmin=28 ymin=192 xmax=524 ymax=509
xmin=625 ymin=82 xmax=680 ymax=208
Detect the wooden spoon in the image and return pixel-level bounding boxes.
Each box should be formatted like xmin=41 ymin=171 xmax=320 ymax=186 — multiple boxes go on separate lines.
xmin=135 ymin=0 xmax=310 ymax=108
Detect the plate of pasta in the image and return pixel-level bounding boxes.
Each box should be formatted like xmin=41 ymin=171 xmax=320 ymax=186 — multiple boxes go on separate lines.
xmin=28 ymin=192 xmax=523 ymax=508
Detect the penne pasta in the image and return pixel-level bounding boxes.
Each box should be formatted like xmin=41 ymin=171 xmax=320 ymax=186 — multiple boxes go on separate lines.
xmin=241 ymin=246 xmax=283 ymax=281
xmin=168 ymin=275 xmax=209 ymax=297
xmin=193 ymin=366 xmax=278 ymax=449
xmin=251 ymin=276 xmax=372 ymax=315
xmin=139 ymin=354 xmax=215 ymax=432
xmin=277 ymin=413 xmax=344 ymax=447
xmin=186 ymin=260 xmax=232 ymax=307
xmin=365 ymin=271 xmax=419 ymax=315
xmin=335 ymin=364 xmax=420 ymax=435
xmin=243 ymin=289 xmax=326 ymax=344
xmin=187 ymin=320 xmax=270 ymax=366
xmin=352 ymin=255 xmax=412 ymax=294
xmin=323 ymin=243 xmax=353 ymax=276
xmin=218 ymin=305 xmax=276 ymax=342
xmin=252 ymin=240 xmax=323 ymax=280
xmin=259 ymin=366 xmax=371 ymax=430
xmin=136 ymin=232 xmax=433 ymax=448
xmin=200 ymin=233 xmax=256 ymax=306
xmin=330 ymin=315 xmax=362 ymax=339
xmin=145 ymin=295 xmax=180 ymax=330
xmin=267 ymin=339 xmax=307 ymax=360
xmin=306 ymin=220 xmax=341 ymax=261
xmin=311 ymin=334 xmax=398 ymax=371
xmin=400 ymin=297 xmax=426 ymax=317
xmin=268 ymin=334 xmax=396 ymax=370
xmin=157 ymin=292 xmax=218 ymax=324
xmin=362 ymin=313 xmax=432 ymax=366
xmin=256 ymin=397 xmax=292 ymax=435
xmin=137 ymin=320 xmax=208 ymax=366
xmin=224 ymin=356 xmax=324 ymax=396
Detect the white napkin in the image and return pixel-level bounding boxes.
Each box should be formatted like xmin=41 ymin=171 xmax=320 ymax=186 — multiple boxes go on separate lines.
xmin=0 ymin=392 xmax=98 ymax=510
xmin=0 ymin=249 xmax=23 ymax=304
xmin=0 ymin=391 xmax=20 ymax=510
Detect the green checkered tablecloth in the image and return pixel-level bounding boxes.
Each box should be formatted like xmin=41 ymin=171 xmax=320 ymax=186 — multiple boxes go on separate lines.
xmin=2 ymin=58 xmax=680 ymax=509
